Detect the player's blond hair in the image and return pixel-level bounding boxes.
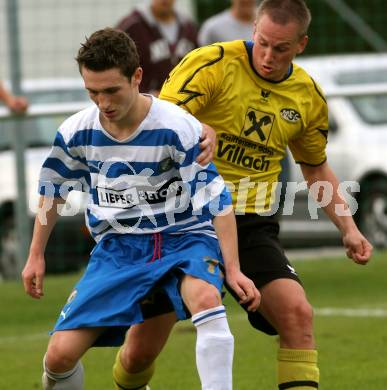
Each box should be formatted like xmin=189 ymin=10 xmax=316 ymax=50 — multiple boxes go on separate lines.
xmin=256 ymin=0 xmax=312 ymax=37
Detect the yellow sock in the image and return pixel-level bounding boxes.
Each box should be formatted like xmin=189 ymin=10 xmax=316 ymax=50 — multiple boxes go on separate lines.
xmin=112 ymin=348 xmax=155 ymax=390
xmin=277 ymin=348 xmax=319 ymax=389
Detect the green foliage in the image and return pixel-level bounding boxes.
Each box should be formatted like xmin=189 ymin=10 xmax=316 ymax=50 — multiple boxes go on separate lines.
xmin=1 ymin=250 xmax=386 ymax=389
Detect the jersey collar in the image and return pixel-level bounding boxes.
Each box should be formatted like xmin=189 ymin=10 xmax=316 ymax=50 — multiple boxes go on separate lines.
xmin=244 ymin=40 xmax=293 ymax=84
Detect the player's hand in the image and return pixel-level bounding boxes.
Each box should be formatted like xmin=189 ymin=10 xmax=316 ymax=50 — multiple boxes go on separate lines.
xmin=226 ymin=270 xmax=261 ymax=312
xmin=22 ymin=254 xmax=46 ymax=299
xmin=197 ymin=123 xmax=216 ymax=165
xmin=342 ymin=230 xmax=373 ymax=265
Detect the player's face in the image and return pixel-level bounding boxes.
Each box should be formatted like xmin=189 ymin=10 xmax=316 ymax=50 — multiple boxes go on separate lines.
xmin=252 ymin=13 xmax=308 ymax=81
xmin=82 ymin=66 xmax=142 ymax=125
xmin=151 ymin=0 xmax=175 ymax=17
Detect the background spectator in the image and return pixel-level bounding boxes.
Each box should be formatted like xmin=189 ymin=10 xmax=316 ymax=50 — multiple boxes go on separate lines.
xmin=0 ymin=81 xmax=28 ymax=113
xmin=116 ymin=0 xmax=198 ymax=95
xmin=198 ymin=0 xmax=258 ymax=46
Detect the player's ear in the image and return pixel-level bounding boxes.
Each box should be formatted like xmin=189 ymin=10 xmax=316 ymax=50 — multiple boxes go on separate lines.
xmin=252 ymin=20 xmax=257 ymax=40
xmin=132 ymin=67 xmax=143 ymax=86
xmin=297 ymin=35 xmax=308 ymax=55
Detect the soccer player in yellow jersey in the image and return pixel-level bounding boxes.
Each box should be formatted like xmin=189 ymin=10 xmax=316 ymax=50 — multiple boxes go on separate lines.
xmin=120 ymin=0 xmax=373 ymax=389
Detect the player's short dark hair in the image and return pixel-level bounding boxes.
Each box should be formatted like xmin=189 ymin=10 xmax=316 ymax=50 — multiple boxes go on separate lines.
xmin=256 ymin=0 xmax=312 ymax=36
xmin=76 ymin=27 xmax=140 ymax=80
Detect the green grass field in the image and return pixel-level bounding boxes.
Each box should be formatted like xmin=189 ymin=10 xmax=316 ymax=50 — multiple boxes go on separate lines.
xmin=1 ymin=249 xmax=386 ymax=389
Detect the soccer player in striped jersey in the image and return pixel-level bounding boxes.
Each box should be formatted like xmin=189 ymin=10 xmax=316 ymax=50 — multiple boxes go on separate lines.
xmin=156 ymin=0 xmax=373 ymax=389
xmin=21 ymin=28 xmax=260 ymax=390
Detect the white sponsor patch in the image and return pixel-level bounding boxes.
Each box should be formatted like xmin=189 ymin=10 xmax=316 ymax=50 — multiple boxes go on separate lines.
xmin=280 ymin=108 xmax=301 ymax=123
xmin=97 ymin=186 xmax=138 ymax=208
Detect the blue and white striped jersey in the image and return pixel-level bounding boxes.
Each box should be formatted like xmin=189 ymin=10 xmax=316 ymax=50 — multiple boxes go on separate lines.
xmin=39 ymin=96 xmax=231 ymax=241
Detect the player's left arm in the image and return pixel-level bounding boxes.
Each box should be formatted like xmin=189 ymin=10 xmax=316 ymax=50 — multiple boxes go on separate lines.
xmin=301 ymin=161 xmax=373 ymax=264
xmin=213 ymin=208 xmax=261 ymax=312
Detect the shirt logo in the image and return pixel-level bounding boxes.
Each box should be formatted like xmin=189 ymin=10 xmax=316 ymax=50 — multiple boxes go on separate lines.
xmin=261 ymin=89 xmax=271 ymax=99
xmin=242 ymin=108 xmax=274 ymax=144
xmin=217 ymin=140 xmax=270 ymax=172
xmin=287 ymin=264 xmax=298 ymax=275
xmin=203 ymin=256 xmax=221 ymax=275
xmin=97 ymin=186 xmax=138 ymax=209
xmin=60 ymin=307 xmax=71 ymax=320
xmin=66 ymin=289 xmax=77 ymax=304
xmin=159 ymin=157 xmax=174 ymax=173
xmin=97 ymin=178 xmax=185 ymax=209
xmin=280 ymin=108 xmax=301 ymax=123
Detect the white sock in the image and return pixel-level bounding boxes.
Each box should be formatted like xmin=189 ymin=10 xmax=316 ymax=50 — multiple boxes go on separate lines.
xmin=192 ymin=305 xmax=234 ymax=390
xmin=42 ymin=355 xmax=84 ymax=390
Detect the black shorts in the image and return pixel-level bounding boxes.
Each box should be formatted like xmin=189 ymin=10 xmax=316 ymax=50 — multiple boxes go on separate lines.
xmin=225 ymin=213 xmax=302 ymax=335
xmin=141 ymin=214 xmax=302 ymax=335
xmin=140 ymin=277 xmax=176 ymax=320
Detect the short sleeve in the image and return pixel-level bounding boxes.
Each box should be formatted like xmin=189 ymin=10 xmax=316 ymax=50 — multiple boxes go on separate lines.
xmin=39 ymin=129 xmax=90 ymax=197
xmin=288 ymin=79 xmax=329 ymax=166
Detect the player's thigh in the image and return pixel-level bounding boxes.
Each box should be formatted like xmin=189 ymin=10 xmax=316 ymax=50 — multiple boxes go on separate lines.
xmin=124 ymin=312 xmax=177 ymax=359
xmin=46 ymin=327 xmax=104 ymax=368
xmin=180 ymin=274 xmax=222 ymax=315
xmin=258 ymin=278 xmax=312 ymax=330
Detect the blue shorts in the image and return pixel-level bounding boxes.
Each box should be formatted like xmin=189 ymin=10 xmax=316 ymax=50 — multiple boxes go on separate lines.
xmin=52 ymin=232 xmax=224 ymax=346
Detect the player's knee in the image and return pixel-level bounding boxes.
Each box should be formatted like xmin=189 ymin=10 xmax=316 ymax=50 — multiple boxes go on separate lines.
xmin=181 ymin=276 xmax=222 ymax=314
xmin=186 ymin=285 xmax=221 ymax=315
xmin=192 ymin=285 xmax=221 ymax=314
xmin=292 ymin=300 xmax=314 ymax=329
xmin=278 ymin=300 xmax=314 ymax=337
xmin=45 ymin=344 xmax=79 ymax=373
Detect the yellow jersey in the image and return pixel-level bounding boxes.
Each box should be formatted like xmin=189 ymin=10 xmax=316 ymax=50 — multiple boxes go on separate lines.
xmin=159 ymin=40 xmax=328 ymax=213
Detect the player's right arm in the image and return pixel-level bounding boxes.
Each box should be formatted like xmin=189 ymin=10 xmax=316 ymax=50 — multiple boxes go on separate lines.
xmin=160 ymin=45 xmax=224 ymax=165
xmin=22 ymin=114 xmax=90 ymax=298
xmin=22 ymin=196 xmax=65 ymax=299
xmin=196 ymin=123 xmax=216 ymax=165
